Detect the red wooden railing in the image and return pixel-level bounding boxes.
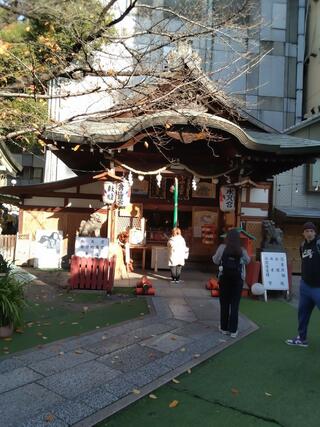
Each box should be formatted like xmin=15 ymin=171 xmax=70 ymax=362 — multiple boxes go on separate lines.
xmin=69 ymin=255 xmax=116 ymax=293
xmin=246 ymin=260 xmax=261 ymax=288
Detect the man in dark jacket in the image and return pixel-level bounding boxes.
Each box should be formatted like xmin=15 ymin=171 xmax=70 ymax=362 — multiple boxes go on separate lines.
xmin=286 ymin=222 xmax=320 ymax=347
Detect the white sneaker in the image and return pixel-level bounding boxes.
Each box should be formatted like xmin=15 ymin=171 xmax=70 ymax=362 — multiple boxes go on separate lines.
xmin=230 ymin=331 xmax=238 ymax=338
xmin=219 ymin=327 xmax=229 ymax=335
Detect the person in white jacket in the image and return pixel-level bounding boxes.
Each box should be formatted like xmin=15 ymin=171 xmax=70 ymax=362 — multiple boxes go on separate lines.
xmin=167 ymin=227 xmax=187 ymax=283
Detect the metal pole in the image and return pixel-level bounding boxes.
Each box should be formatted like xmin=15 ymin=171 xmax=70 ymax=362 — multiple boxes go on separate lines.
xmin=173 ymin=177 xmax=178 ymax=227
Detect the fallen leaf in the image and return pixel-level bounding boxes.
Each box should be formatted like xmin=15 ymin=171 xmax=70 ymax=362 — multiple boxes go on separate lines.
xmin=193 ymin=353 xmax=200 ymax=358
xmin=169 ymin=400 xmax=179 ymax=408
xmin=180 ymin=348 xmax=186 ymax=352
xmin=71 ymin=322 xmax=79 ymax=325
xmin=36 ymin=332 xmax=43 ymax=336
xmin=231 ymin=388 xmax=239 ymax=396
xmin=58 ymin=352 xmax=64 ymax=356
xmin=42 ymin=336 xmax=48 ymax=340
xmin=132 ymin=388 xmax=141 ymax=395
xmin=265 ymin=392 xmax=272 ymax=397
xmin=26 ymin=322 xmax=34 ymax=327
xmin=15 ymin=328 xmax=24 ymax=334
xmin=59 ymin=321 xmax=66 ymax=325
xmin=172 ymin=378 xmax=180 ymax=384
xmin=102 ymin=336 xmax=107 ymax=340
xmin=149 ymin=394 xmax=158 ymax=399
xmin=3 ymin=338 xmax=12 ymax=342
xmin=44 ymin=413 xmax=55 ymax=422
xmin=75 ymin=349 xmax=83 ymax=354
xmin=140 ymin=313 xmax=145 ymax=316
xmin=187 ymin=369 xmax=192 ymax=374
xmin=170 ymin=336 xmax=177 ymax=341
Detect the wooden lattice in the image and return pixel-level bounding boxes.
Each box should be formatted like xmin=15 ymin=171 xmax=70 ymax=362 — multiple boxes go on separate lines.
xmin=69 ymin=255 xmax=116 ymax=292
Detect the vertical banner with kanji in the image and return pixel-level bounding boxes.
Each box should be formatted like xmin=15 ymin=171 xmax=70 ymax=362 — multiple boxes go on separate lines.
xmin=116 ymin=181 xmax=131 ymax=207
xmin=219 ymin=186 xmax=236 ymax=212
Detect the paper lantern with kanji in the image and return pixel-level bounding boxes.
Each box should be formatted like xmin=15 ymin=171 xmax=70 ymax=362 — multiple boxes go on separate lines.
xmin=219 ymin=186 xmax=236 ymax=212
xmin=102 ymin=181 xmax=116 ymax=204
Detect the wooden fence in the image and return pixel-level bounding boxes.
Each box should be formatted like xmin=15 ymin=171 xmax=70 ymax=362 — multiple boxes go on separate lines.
xmin=0 ymin=235 xmax=17 ymax=262
xmin=69 ymin=255 xmax=116 ymax=292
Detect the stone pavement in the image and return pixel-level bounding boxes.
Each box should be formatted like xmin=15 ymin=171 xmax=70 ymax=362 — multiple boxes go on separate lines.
xmin=0 ymin=267 xmax=258 ymax=427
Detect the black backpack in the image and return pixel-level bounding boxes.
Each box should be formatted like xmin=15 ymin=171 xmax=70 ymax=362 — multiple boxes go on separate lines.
xmin=220 ymin=251 xmax=241 ymax=278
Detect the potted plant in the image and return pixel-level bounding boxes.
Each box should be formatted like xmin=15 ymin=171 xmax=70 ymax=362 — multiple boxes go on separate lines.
xmin=0 ymin=254 xmax=12 ymax=277
xmin=0 ymin=275 xmax=26 ymax=338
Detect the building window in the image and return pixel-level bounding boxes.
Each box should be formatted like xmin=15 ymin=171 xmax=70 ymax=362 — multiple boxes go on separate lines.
xmin=33 ymin=168 xmax=43 ymax=180
xmin=306 ymin=161 xmax=320 ymax=192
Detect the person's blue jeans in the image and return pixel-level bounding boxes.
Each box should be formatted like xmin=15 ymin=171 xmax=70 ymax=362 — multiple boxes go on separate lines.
xmin=298 ymin=279 xmax=320 ymax=340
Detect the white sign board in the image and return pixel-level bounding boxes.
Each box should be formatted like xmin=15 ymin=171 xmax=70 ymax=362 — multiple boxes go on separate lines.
xmin=75 ymin=237 xmax=109 ymax=258
xmin=261 ymin=252 xmax=289 ymax=291
xmin=35 ymin=230 xmax=63 ymax=269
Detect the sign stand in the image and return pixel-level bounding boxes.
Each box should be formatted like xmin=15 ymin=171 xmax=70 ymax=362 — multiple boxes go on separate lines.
xmin=261 ymin=252 xmax=290 ymax=302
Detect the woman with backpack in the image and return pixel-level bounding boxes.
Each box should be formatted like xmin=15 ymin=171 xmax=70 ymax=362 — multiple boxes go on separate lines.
xmin=212 ymin=229 xmax=251 ymax=337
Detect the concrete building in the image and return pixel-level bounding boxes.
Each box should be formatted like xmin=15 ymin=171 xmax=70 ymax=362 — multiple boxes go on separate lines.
xmin=273 ymin=0 xmax=320 ymax=271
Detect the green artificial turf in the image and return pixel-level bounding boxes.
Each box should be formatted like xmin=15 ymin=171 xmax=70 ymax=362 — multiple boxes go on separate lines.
xmin=0 ymin=294 xmax=148 ymax=356
xmin=97 ymin=299 xmax=320 ymax=427
xmin=57 ymin=287 xmax=135 ymax=304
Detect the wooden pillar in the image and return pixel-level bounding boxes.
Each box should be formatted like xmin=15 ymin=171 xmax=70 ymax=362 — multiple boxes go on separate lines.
xmin=235 ymin=187 xmax=242 ymax=227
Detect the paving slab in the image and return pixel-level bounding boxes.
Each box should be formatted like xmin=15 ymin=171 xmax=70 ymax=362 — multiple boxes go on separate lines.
xmin=0 ymin=366 xmax=43 ymax=394
xmin=0 ymin=357 xmax=25 ymax=374
xmin=0 ymin=383 xmax=64 ymax=427
xmin=0 ymin=267 xmax=259 ymax=427
xmin=87 ymin=333 xmax=140 ymax=356
xmin=168 ymin=301 xmax=197 ymax=321
xmin=47 ymin=400 xmax=97 ymax=425
xmin=22 ymin=413 xmax=68 ymax=427
xmin=100 ymin=374 xmax=137 ymax=398
xmin=172 ymin=321 xmax=213 ymax=339
xmin=97 ymin=343 xmax=165 ymax=372
xmin=75 ymin=385 xmax=118 ymax=411
xmin=30 ymin=349 xmax=97 ymax=376
xmin=142 ymin=332 xmax=191 ymax=353
xmin=38 ymin=361 xmax=121 ymax=399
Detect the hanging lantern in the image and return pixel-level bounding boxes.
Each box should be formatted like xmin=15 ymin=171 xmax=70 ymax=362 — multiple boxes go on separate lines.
xmin=116 ymin=180 xmax=131 ymax=207
xmin=219 ymin=186 xmax=236 ymax=212
xmin=102 ymin=181 xmax=116 ymax=205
